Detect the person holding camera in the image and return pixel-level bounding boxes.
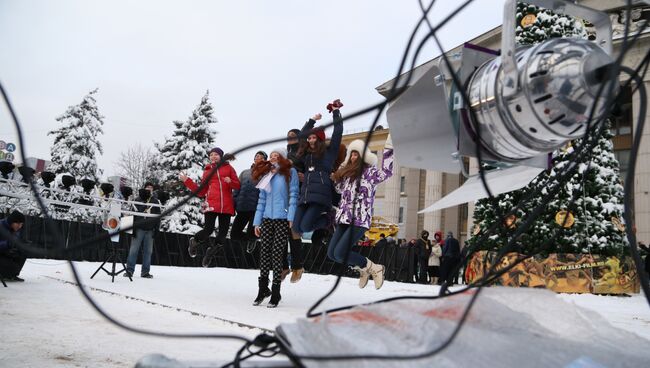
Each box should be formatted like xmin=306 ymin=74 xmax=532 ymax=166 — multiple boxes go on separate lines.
xmin=0 ymin=210 xmax=27 ymax=282
xmin=125 ymin=182 xmax=161 ymax=279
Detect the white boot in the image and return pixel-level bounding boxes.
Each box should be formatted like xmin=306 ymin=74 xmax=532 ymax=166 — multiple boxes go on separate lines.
xmin=366 ymin=259 xmax=385 ymax=290
xmin=355 ymin=265 xmax=371 ymax=289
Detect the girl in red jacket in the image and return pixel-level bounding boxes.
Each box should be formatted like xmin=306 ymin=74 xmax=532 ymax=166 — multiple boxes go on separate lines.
xmin=179 ymin=147 xmax=240 ymax=267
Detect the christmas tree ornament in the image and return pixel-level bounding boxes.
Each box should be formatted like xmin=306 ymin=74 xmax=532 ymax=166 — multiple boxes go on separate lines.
xmin=555 ymin=210 xmax=575 ymax=228
xmin=473 ymin=224 xmax=481 ymax=236
xmin=521 ymin=14 xmax=536 ymax=28
xmin=611 ymin=217 xmax=625 ymax=232
xmin=504 ymin=215 xmax=517 ymax=229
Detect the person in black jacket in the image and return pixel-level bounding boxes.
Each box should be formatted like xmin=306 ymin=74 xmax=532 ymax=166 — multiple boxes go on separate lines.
xmin=0 ymin=210 xmax=27 ymax=282
xmin=416 ymin=230 xmax=432 ymax=284
xmin=439 ymin=231 xmax=461 ymax=286
xmin=639 ymin=242 xmax=650 ymax=280
xmin=232 ymin=151 xmax=267 ymax=240
xmin=291 ymin=100 xmax=344 ymax=235
xmin=125 ymin=182 xmax=161 ymax=278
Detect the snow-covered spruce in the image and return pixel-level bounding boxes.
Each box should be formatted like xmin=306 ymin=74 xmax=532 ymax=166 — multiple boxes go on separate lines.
xmin=47 ymin=88 xmax=105 ymax=183
xmin=152 ymin=91 xmax=218 ymax=233
xmin=469 ymin=123 xmax=627 ymax=257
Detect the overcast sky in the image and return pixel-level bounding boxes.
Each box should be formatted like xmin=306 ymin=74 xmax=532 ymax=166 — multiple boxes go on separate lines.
xmin=0 ymin=0 xmax=505 ymax=177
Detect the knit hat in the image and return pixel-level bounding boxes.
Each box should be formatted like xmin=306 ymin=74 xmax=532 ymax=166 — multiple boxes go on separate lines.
xmin=7 ymin=210 xmax=25 ymax=225
xmin=209 ymin=147 xmax=224 ymax=157
xmin=270 ymin=147 xmax=287 ymax=158
xmin=255 ymin=150 xmax=268 ymax=160
xmin=308 ymin=128 xmax=326 ymax=142
xmin=287 ymin=128 xmax=301 ymax=137
xmin=341 ymin=139 xmax=377 ymax=167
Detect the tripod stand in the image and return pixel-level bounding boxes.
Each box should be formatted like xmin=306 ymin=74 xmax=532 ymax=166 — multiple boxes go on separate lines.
xmin=91 ymin=239 xmax=132 ymax=283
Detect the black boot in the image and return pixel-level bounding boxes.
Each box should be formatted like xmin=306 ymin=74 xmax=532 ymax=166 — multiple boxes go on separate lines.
xmin=202 ymin=241 xmax=223 ymax=268
xmin=267 ymin=283 xmax=281 ymax=308
xmin=188 ymin=237 xmax=198 ymax=258
xmin=253 ymin=277 xmax=271 ymax=306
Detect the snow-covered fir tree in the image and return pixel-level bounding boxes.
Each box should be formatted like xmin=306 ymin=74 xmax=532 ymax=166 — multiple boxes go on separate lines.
xmin=155 ymin=91 xmax=218 ymax=233
xmin=469 ymin=123 xmax=627 ymax=257
xmin=515 ymin=2 xmax=587 ymax=46
xmin=48 ymin=89 xmax=104 ymax=183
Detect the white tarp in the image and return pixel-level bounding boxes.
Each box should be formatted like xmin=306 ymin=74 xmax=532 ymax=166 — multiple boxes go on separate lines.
xmin=277 ymin=287 xmax=649 ymax=368
xmin=418 ymin=165 xmax=544 ymax=213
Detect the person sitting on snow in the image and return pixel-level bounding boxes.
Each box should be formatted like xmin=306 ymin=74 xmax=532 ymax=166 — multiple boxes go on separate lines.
xmin=0 ymin=210 xmax=27 ymax=282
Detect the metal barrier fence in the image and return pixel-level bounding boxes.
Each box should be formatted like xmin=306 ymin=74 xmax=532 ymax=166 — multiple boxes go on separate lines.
xmin=19 ymin=215 xmax=424 ymax=283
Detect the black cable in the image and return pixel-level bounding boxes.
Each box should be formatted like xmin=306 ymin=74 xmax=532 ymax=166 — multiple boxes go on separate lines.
xmin=290 ymin=3 xmax=646 ymax=345
xmin=1 ymin=0 xmax=647 ymax=365
xmin=306 ymin=0 xmax=477 ymax=320
xmin=275 ymin=2 xmax=628 ymax=363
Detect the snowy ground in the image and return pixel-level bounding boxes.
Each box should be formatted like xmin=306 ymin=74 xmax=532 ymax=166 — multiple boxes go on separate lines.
xmin=1 ymin=259 xmax=649 ymax=367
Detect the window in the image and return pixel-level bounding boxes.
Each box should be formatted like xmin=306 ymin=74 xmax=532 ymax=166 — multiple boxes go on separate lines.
xmin=398 ymin=207 xmax=404 ymax=224
xmin=400 ymin=176 xmax=406 ymax=194
xmin=612 ymin=84 xmax=633 ymax=136
xmin=614 ymin=150 xmax=631 ymax=183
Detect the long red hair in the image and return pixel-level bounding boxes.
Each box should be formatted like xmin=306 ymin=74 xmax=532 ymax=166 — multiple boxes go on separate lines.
xmin=252 ymin=156 xmax=293 ymax=184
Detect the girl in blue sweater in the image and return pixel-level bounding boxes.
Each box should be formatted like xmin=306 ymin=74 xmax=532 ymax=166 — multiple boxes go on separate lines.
xmin=251 ymin=148 xmax=299 ymax=308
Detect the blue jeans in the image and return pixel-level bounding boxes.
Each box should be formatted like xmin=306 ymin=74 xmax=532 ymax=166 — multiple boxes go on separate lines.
xmin=327 ymin=224 xmax=367 ymax=268
xmin=127 ymin=230 xmax=154 ymax=275
xmin=292 ymin=203 xmax=329 ymax=234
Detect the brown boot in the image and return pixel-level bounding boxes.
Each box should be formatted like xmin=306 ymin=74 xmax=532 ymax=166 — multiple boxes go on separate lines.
xmin=290 ymin=268 xmax=304 ymax=283
xmin=355 ymin=265 xmax=371 ymax=289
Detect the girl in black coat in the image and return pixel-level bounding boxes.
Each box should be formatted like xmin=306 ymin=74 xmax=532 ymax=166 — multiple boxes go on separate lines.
xmin=291 ymin=101 xmax=343 ymax=234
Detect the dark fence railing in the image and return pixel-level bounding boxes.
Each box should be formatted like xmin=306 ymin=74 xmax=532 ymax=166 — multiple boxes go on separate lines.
xmin=19 ymin=215 xmax=425 ymax=283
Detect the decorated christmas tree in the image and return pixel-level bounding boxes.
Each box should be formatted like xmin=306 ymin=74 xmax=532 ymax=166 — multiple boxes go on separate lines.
xmin=48 ymin=89 xmax=105 ymax=183
xmin=469 ymin=123 xmax=627 ymax=257
xmin=154 ymin=91 xmax=218 ymax=233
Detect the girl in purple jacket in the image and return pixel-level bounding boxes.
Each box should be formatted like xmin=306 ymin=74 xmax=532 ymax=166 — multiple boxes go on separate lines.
xmin=327 ymin=136 xmax=394 ymax=290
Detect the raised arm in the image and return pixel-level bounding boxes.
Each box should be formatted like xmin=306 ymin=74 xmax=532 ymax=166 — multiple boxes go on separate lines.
xmin=323 ymin=110 xmax=344 ymax=169
xmin=300 ymin=113 xmax=322 ymax=139
xmin=183 ymin=171 xmax=208 ymax=198
xmin=370 ymin=148 xmax=394 ymax=185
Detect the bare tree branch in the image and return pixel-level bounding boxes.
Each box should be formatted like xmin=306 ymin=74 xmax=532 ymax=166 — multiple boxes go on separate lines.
xmin=114 ymin=143 xmax=155 ymax=189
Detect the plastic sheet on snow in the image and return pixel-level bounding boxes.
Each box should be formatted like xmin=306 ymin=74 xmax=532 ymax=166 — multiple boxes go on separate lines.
xmin=277 ymin=287 xmax=649 ymax=368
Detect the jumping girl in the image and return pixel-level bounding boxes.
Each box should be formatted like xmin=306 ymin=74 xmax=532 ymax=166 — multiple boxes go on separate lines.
xmin=291 ymin=100 xmax=344 ymax=235
xmin=327 ymin=136 xmax=394 ymax=289
xmin=180 ymin=147 xmax=240 ymax=267
xmin=251 ymin=148 xmax=299 ymax=308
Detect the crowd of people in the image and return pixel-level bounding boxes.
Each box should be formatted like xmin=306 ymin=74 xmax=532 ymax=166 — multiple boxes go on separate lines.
xmin=173 ymin=99 xmax=397 ymax=307
xmin=1 ymin=99 xmax=474 ymax=307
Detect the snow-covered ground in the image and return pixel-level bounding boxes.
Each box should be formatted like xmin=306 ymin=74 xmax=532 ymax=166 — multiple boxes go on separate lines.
xmin=1 ymin=259 xmax=649 ymax=367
